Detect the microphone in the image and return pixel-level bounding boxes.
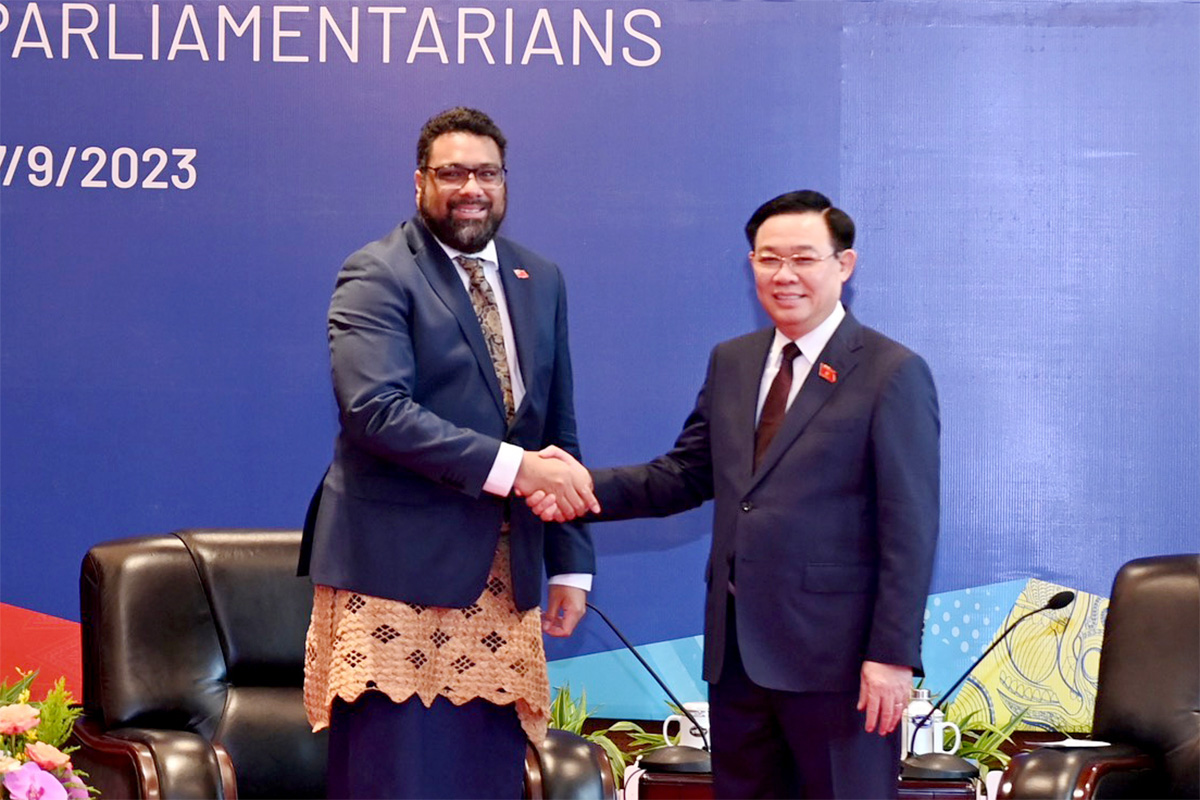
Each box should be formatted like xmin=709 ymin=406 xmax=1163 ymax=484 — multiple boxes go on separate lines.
xmin=1042 ymin=590 xmax=1076 ymax=610
xmin=585 ymin=602 xmax=712 ymax=774
xmin=901 ymin=590 xmax=1076 ymax=780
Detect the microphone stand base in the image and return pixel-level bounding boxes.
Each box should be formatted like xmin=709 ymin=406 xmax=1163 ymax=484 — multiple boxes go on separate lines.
xmin=640 ymin=746 xmax=712 ymax=774
xmin=900 ymin=753 xmax=980 ymax=781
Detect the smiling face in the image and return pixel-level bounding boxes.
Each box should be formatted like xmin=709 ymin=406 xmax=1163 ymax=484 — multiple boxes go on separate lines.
xmin=750 ymin=211 xmax=856 ymax=339
xmin=415 ymin=131 xmax=507 ymax=253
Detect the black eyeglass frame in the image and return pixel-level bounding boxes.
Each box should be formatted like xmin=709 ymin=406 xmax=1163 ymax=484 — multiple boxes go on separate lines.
xmin=421 ymin=164 xmax=508 ymax=188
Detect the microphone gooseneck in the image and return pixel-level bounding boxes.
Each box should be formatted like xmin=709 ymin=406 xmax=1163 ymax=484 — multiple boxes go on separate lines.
xmin=585 ymin=602 xmax=712 ymax=759
xmin=904 ymin=590 xmax=1076 ymax=772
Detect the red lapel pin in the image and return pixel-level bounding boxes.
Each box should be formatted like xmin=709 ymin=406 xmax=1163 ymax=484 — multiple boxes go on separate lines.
xmin=513 ymin=269 xmax=529 ymax=279
xmin=818 ymin=363 xmax=837 ymax=384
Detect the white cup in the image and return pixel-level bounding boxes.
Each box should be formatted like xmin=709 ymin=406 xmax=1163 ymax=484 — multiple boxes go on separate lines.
xmin=983 ymin=768 xmax=1003 ymax=800
xmin=623 ymin=764 xmax=645 ymax=800
xmin=909 ymin=717 xmax=962 ymax=755
xmin=662 ymin=701 xmax=710 ymax=750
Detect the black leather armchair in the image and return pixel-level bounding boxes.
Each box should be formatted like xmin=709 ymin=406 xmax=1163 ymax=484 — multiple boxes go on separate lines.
xmin=997 ymin=554 xmax=1199 ymax=800
xmin=73 ymin=529 xmax=327 ymax=799
xmin=72 ymin=529 xmax=615 ymax=800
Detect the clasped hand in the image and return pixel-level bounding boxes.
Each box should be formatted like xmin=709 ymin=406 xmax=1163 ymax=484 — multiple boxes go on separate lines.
xmin=513 ymin=446 xmax=599 ymax=522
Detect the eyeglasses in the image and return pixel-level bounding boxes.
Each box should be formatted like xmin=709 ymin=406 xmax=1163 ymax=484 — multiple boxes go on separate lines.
xmin=422 ymin=164 xmax=507 ymax=188
xmin=751 ymin=250 xmax=839 ymax=272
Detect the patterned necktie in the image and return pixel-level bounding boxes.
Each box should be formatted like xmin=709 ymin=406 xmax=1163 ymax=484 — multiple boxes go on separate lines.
xmin=457 ymin=256 xmax=515 ymax=422
xmin=754 ymin=342 xmax=801 ymax=472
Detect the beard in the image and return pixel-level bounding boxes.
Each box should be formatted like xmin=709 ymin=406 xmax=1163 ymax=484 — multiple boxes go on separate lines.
xmin=419 ymin=193 xmax=506 ymax=254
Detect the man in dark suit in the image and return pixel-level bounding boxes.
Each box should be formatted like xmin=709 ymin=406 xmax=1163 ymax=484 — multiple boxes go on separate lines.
xmin=535 ymin=190 xmax=938 ymax=798
xmin=300 ymin=107 xmax=599 ymax=799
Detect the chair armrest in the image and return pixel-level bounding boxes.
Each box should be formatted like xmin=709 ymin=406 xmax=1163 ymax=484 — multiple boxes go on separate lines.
xmin=524 ymin=729 xmax=617 ymax=800
xmin=69 ymin=716 xmax=161 ymax=799
xmin=996 ymin=743 xmax=1160 ymax=799
xmin=68 ymin=716 xmax=238 ymax=799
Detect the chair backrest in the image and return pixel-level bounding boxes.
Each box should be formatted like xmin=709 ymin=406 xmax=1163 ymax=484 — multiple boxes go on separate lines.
xmin=80 ymin=529 xmax=326 ymax=799
xmin=1093 ymin=553 xmax=1199 ymax=798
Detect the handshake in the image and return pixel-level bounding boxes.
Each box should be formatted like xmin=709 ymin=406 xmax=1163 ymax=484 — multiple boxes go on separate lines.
xmin=513 ymin=446 xmax=599 ymax=523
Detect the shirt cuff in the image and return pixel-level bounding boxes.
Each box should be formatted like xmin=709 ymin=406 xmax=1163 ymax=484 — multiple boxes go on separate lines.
xmin=548 ymin=573 xmax=593 ymax=592
xmin=483 ymin=441 xmax=524 ymax=497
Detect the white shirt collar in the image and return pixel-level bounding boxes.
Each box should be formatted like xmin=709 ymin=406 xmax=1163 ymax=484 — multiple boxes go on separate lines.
xmin=772 ymin=301 xmax=847 ymax=365
xmin=433 ymin=236 xmax=499 ymax=269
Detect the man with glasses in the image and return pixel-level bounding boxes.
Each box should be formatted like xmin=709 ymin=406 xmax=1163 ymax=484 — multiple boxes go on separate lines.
xmin=536 ymin=190 xmax=939 ymax=797
xmin=300 ymin=107 xmax=598 ymax=798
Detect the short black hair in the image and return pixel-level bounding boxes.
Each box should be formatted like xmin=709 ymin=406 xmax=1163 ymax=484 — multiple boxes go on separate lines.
xmin=744 ymin=190 xmax=855 ymax=252
xmin=416 ymin=107 xmax=507 ymax=168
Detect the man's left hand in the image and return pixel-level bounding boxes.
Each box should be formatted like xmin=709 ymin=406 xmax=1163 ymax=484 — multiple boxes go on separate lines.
xmin=857 ymin=661 xmax=913 ymax=735
xmin=542 ymin=585 xmax=587 ymax=637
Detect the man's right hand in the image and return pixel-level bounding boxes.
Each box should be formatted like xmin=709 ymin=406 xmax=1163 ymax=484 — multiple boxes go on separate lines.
xmin=514 ymin=445 xmax=599 ymax=522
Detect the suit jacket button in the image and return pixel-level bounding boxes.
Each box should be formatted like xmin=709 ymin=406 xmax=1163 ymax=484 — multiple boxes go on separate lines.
xmin=741 ymin=501 xmax=752 ymax=512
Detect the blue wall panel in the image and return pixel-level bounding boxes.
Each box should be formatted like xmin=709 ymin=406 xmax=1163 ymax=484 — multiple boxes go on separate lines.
xmin=2 ymin=0 xmax=1196 ymax=714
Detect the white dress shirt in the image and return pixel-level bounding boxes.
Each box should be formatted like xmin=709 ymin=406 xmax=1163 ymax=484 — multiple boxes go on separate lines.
xmin=756 ymin=302 xmax=847 ymax=421
xmin=434 ymin=237 xmax=590 ymax=591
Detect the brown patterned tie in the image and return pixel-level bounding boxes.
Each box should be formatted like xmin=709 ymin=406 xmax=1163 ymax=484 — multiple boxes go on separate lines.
xmin=458 ymin=256 xmax=515 ymax=422
xmin=754 ymin=342 xmax=800 ymax=472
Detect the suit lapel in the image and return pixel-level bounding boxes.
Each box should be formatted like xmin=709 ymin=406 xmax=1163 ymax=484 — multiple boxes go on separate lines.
xmin=749 ymin=311 xmax=864 ymax=489
xmin=494 ymin=239 xmax=537 ymax=385
xmin=495 ymin=239 xmax=538 ymax=423
xmin=407 ymin=220 xmax=508 ymax=421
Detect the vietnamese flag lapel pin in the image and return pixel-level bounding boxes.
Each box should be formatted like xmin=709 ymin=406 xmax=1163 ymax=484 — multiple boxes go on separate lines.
xmin=513 ymin=268 xmax=530 ymax=279
xmin=818 ymin=362 xmax=838 ymax=384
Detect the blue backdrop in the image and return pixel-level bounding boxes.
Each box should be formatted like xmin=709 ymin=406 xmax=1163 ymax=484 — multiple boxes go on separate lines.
xmin=2 ymin=0 xmax=1197 ymax=717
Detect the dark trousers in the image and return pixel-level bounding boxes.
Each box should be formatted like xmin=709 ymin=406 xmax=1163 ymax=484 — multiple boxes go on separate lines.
xmin=709 ymin=603 xmax=900 ymax=799
xmin=326 ymin=691 xmax=527 ymax=799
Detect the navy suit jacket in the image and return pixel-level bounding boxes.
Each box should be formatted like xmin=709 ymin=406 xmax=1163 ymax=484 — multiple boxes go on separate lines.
xmin=300 ymin=217 xmax=594 ymax=612
xmin=592 ymin=310 xmax=938 ymax=692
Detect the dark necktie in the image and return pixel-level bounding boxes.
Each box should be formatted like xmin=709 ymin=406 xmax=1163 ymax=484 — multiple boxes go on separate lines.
xmin=457 ymin=256 xmax=515 ymax=422
xmin=754 ymin=342 xmax=801 ymax=471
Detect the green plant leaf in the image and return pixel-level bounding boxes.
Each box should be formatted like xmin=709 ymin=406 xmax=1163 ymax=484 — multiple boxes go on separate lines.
xmin=624 ymin=731 xmax=669 ymax=750
xmin=548 ymin=683 xmax=589 ymax=735
xmin=0 ymin=670 xmax=37 ymax=704
xmin=953 ymin=707 xmax=1028 ymax=770
xmin=34 ymin=677 xmax=81 ymax=749
xmin=589 ymin=734 xmax=627 ymax=788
